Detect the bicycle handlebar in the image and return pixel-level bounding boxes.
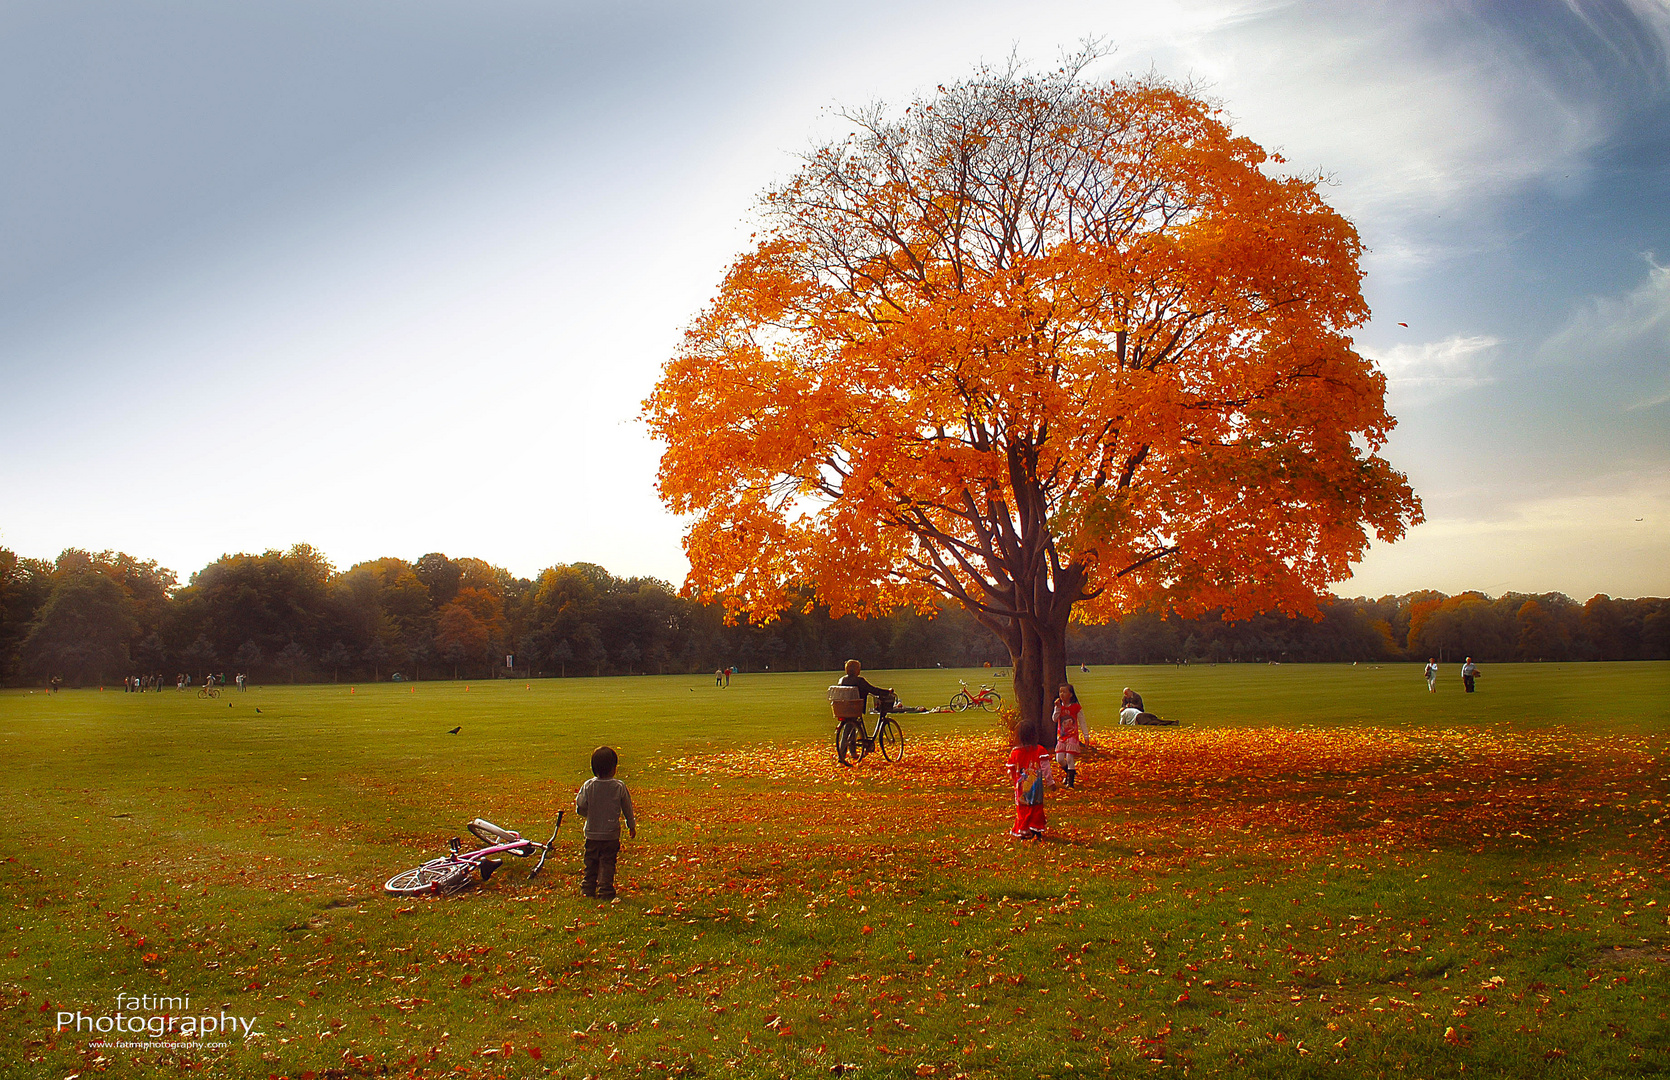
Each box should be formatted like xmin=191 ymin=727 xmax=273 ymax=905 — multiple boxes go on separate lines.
xmin=530 ymin=811 xmax=564 ymax=879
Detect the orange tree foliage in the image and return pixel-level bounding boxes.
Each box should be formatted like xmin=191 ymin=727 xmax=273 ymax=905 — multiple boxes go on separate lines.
xmin=645 ymin=61 xmax=1421 ymax=727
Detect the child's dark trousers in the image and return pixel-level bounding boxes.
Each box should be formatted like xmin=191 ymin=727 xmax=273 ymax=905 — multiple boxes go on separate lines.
xmin=582 ymin=837 xmax=621 ymax=899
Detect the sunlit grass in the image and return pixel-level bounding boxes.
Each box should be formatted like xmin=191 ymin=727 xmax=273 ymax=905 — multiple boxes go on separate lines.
xmin=1 ymin=663 xmax=1666 ymax=1078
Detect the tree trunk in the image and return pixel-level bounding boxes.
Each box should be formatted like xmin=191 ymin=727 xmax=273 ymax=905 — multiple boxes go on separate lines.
xmin=1038 ymin=570 xmax=1079 ymax=725
xmin=980 ymin=559 xmax=1084 ymax=741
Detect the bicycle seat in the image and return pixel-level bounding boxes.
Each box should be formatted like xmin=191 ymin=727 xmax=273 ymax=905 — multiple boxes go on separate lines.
xmin=469 ymin=818 xmax=521 ymax=843
xmin=477 ymin=858 xmax=504 ymax=882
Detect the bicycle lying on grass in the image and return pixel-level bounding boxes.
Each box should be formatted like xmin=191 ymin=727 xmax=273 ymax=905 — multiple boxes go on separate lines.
xmin=385 ymin=813 xmax=563 ymax=896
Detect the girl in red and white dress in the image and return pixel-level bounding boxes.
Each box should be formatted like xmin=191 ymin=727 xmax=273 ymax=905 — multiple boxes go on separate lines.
xmin=1053 ymin=683 xmax=1085 ymax=788
xmin=1006 ymin=718 xmax=1053 ymax=838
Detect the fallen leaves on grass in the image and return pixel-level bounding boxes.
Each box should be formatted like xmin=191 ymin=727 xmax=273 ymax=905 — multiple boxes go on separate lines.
xmin=669 ymin=726 xmax=1659 ymax=861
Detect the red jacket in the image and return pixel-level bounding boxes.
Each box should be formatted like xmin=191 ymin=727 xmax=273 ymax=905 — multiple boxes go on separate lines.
xmin=1007 ymin=745 xmax=1050 ymax=805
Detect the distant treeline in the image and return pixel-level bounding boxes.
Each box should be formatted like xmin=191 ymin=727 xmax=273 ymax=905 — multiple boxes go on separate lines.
xmin=1 ymin=544 xmax=1666 ymax=687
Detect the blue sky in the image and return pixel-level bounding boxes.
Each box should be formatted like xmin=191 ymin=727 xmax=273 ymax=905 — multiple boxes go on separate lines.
xmin=1 ymin=0 xmax=1666 ymax=600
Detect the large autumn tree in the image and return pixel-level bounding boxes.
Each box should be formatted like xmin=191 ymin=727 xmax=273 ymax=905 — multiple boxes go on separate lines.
xmin=646 ymin=60 xmax=1422 ymax=728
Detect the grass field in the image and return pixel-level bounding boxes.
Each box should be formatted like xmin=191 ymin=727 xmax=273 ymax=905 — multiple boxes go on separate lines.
xmin=2 ymin=662 xmax=1667 ymax=1079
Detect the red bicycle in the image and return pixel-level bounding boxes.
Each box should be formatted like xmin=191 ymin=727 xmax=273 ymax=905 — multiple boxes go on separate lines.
xmin=949 ymin=680 xmax=1002 ymax=712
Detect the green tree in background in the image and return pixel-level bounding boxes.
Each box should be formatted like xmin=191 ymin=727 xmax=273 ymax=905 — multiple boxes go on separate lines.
xmin=414 ymin=552 xmax=462 ymax=608
xmin=1516 ymin=599 xmax=1569 ymax=661
xmin=0 ymin=549 xmax=54 ymax=682
xmin=321 ymin=641 xmax=353 ymax=682
xmin=183 ymin=635 xmax=218 ymax=676
xmin=362 ymin=636 xmax=392 ymax=682
xmin=0 ymin=541 xmax=1663 ymax=684
xmin=233 ymin=640 xmax=264 ymax=674
xmin=276 ymin=642 xmax=308 ymax=683
xmin=22 ymin=572 xmax=137 ymax=685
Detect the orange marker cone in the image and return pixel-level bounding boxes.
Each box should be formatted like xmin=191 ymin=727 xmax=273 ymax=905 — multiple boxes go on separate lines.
xmin=350 ymin=686 xmax=355 ymax=694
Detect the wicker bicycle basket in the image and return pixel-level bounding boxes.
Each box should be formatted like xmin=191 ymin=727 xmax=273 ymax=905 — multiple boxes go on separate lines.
xmin=827 ymin=685 xmax=864 ymax=719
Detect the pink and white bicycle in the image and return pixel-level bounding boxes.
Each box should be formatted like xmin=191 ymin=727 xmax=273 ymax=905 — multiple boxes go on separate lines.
xmin=384 ymin=813 xmax=563 ymax=896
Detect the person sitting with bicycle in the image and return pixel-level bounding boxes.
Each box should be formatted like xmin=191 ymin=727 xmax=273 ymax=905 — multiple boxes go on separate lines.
xmin=839 ymin=659 xmax=893 ymax=736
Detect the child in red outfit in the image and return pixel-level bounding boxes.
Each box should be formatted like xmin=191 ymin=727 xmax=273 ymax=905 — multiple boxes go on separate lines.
xmin=1006 ymin=718 xmax=1053 ymax=839
xmin=1053 ymin=683 xmax=1085 ymax=788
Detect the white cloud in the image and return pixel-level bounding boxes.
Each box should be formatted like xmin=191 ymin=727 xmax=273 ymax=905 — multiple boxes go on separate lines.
xmin=1157 ymin=5 xmax=1604 ymax=210
xmin=1537 ymin=258 xmax=1670 ymax=405
xmin=1362 ymin=334 xmax=1499 ymax=394
xmin=1108 ymin=0 xmax=1670 ymax=286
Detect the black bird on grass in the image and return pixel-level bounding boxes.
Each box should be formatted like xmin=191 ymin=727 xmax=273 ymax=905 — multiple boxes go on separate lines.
xmin=447 ymin=726 xmax=461 ymax=734
xmin=255 ymin=707 xmax=262 ymax=713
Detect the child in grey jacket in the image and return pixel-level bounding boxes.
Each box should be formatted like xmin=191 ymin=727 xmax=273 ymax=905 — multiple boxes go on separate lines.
xmin=576 ymin=746 xmax=637 ymax=900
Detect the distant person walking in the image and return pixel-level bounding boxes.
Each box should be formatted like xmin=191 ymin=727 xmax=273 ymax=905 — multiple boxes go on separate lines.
xmin=1424 ymin=659 xmax=1438 ymax=693
xmin=1462 ymin=657 xmax=1480 ymax=693
xmin=715 ymin=668 xmax=724 ymax=687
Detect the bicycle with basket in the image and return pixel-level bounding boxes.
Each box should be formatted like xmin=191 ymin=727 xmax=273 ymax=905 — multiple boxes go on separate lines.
xmin=828 ymin=686 xmax=928 ymax=766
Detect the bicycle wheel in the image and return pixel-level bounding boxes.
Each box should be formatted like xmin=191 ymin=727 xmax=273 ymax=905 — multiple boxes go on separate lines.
xmin=980 ymin=692 xmax=1002 ymax=713
xmin=877 ymin=718 xmax=905 ymax=762
xmin=949 ymin=692 xmax=972 ymax=712
xmin=384 ymin=862 xmax=468 ymax=896
xmin=196 ymin=689 xmax=208 ymax=699
xmin=835 ymin=720 xmax=862 ymax=767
